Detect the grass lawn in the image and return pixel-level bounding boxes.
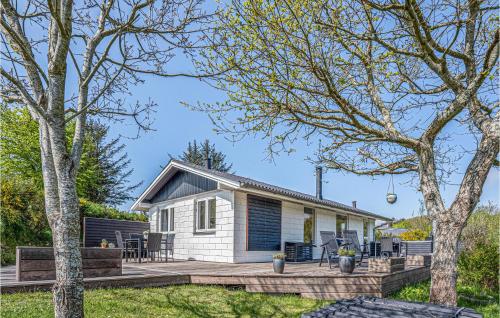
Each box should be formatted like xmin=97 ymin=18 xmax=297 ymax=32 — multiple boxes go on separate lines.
xmin=2 ymin=282 xmax=498 ymax=317
xmin=0 ymin=285 xmax=329 ymax=318
xmin=389 ymin=280 xmax=499 ymax=318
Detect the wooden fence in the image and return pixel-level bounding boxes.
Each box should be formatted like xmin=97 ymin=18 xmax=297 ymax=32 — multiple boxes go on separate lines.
xmin=83 ymin=217 xmax=149 ymax=247
xmin=402 ymin=240 xmax=433 ymax=256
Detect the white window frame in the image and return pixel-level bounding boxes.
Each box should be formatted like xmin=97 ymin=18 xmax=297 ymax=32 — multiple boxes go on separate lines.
xmin=195 ymin=197 xmax=217 ymax=232
xmin=159 ymin=207 xmax=175 ymax=233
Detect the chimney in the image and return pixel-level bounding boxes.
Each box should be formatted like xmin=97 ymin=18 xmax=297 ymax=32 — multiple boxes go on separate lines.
xmin=352 ymin=201 xmax=357 ymax=208
xmin=315 ymin=166 xmax=323 ymax=200
xmin=206 ymin=157 xmax=212 ymax=170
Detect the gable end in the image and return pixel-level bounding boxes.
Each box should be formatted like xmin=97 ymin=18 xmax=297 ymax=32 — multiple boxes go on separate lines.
xmin=147 ymin=170 xmax=218 ymax=204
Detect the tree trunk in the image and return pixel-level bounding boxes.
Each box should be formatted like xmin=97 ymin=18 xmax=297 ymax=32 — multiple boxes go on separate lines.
xmin=51 ymin=178 xmax=84 ymax=318
xmin=39 ymin=119 xmax=84 ymax=318
xmin=420 ymin=121 xmax=498 ymax=306
xmin=429 ymin=216 xmax=462 ymax=306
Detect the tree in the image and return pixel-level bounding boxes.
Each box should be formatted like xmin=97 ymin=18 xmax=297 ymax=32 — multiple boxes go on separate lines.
xmin=197 ymin=0 xmax=499 ymax=305
xmin=78 ymin=120 xmax=142 ymax=206
xmin=1 ymin=0 xmax=210 ymax=316
xmin=0 ymin=106 xmax=140 ymax=206
xmin=177 ymin=139 xmax=233 ymax=172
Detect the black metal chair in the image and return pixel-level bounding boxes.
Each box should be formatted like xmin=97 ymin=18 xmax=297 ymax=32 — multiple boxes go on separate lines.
xmin=115 ymin=231 xmax=138 ymax=262
xmin=342 ymin=230 xmax=368 ymax=266
xmin=380 ymin=237 xmax=394 ymax=258
xmin=127 ymin=233 xmax=146 ymax=262
xmin=319 ymin=231 xmax=339 ymax=268
xmin=163 ymin=233 xmax=175 ymax=262
xmin=146 ymin=232 xmax=163 ymax=262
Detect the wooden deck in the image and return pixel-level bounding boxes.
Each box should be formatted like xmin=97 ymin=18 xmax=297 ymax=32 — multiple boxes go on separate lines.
xmin=0 ymin=260 xmax=430 ymax=299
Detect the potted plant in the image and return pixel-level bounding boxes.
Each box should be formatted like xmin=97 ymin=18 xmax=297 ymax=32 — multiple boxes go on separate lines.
xmin=272 ymin=253 xmax=286 ymax=274
xmin=100 ymin=239 xmax=108 ymax=248
xmin=338 ymin=248 xmax=356 ymax=274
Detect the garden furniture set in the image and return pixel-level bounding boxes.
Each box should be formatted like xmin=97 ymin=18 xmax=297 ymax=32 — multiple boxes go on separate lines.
xmin=318 ymin=230 xmax=405 ymax=270
xmin=115 ymin=231 xmax=174 ymax=263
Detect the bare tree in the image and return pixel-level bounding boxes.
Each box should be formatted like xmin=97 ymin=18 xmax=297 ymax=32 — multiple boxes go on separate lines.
xmin=196 ymin=0 xmax=499 ymax=305
xmin=1 ymin=0 xmax=211 ymax=316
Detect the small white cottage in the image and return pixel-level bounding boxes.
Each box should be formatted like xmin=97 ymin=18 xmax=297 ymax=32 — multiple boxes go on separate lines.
xmin=131 ymin=159 xmax=390 ymax=263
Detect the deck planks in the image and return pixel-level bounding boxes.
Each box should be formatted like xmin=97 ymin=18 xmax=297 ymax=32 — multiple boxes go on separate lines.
xmin=1 ymin=260 xmax=430 ymax=299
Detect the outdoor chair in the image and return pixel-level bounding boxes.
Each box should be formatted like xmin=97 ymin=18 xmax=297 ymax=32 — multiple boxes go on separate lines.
xmin=342 ymin=230 xmax=369 ymax=266
xmin=380 ymin=237 xmax=394 ymax=258
xmin=128 ymin=233 xmax=147 ymax=261
xmin=115 ymin=230 xmax=138 ymax=262
xmin=146 ymin=232 xmax=163 ymax=262
xmin=318 ymin=231 xmax=339 ymax=269
xmin=163 ymin=233 xmax=175 ymax=262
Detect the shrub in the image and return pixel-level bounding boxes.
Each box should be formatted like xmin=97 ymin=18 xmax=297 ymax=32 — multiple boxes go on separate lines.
xmin=393 ymin=215 xmax=432 ymax=237
xmin=458 ymin=243 xmax=499 ymax=291
xmin=400 ymin=229 xmax=428 ymax=241
xmin=79 ymin=199 xmax=147 ymax=222
xmin=457 ymin=205 xmax=499 ymax=292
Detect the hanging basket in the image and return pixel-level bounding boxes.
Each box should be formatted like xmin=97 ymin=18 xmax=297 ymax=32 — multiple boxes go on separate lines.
xmin=386 ymin=175 xmax=398 ymax=204
xmin=386 ymin=193 xmax=397 ymax=204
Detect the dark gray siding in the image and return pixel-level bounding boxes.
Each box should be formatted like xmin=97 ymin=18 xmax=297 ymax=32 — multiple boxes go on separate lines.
xmin=247 ymin=194 xmax=282 ymax=251
xmin=148 ymin=170 xmax=217 ymax=203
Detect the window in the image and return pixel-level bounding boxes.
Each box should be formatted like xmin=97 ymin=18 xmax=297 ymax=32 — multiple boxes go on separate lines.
xmin=363 ymin=219 xmax=369 ymax=243
xmin=336 ymin=214 xmax=348 ymax=238
xmin=169 ymin=208 xmax=175 ymax=232
xmin=160 ymin=208 xmax=175 ymax=232
xmin=304 ymin=207 xmax=315 ymax=244
xmin=196 ymin=198 xmax=216 ymax=232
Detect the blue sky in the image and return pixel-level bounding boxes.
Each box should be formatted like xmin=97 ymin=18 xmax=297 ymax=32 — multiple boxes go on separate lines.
xmin=111 ymin=74 xmax=499 ymax=219
xmin=15 ymin=1 xmax=496 ymax=219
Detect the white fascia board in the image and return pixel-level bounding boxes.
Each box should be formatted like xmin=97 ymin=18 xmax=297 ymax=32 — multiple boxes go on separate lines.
xmin=130 ymin=161 xmax=240 ymax=211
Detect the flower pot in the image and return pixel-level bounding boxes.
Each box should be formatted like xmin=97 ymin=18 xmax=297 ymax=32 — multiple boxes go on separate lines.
xmin=100 ymin=243 xmax=108 ymax=248
xmin=273 ymin=259 xmax=285 ymax=274
xmin=339 ymin=256 xmax=355 ymax=274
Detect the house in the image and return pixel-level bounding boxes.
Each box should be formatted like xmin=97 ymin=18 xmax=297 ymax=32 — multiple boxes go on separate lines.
xmin=131 ymin=159 xmax=391 ymax=263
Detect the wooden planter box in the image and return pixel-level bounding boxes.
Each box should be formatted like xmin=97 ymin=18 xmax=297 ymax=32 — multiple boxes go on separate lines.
xmin=16 ymin=247 xmax=122 ymax=281
xmin=406 ymin=255 xmax=432 ymax=267
xmin=369 ymin=257 xmax=405 ymax=273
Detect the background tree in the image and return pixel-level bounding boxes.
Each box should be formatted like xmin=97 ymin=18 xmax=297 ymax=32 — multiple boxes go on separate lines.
xmin=176 ymin=139 xmax=233 ymax=172
xmin=0 ymin=105 xmax=144 ymax=265
xmin=1 ymin=106 xmax=140 ymax=206
xmin=78 ymin=120 xmax=142 ymax=206
xmin=197 ymin=0 xmax=499 ymax=305
xmin=0 ymin=0 xmax=211 ymax=316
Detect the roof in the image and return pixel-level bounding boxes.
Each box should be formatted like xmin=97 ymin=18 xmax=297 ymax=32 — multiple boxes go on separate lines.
xmin=131 ymin=159 xmax=391 ymax=221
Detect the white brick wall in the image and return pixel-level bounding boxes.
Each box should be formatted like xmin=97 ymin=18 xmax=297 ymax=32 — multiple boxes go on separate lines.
xmin=148 ymin=190 xmax=235 ymax=263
